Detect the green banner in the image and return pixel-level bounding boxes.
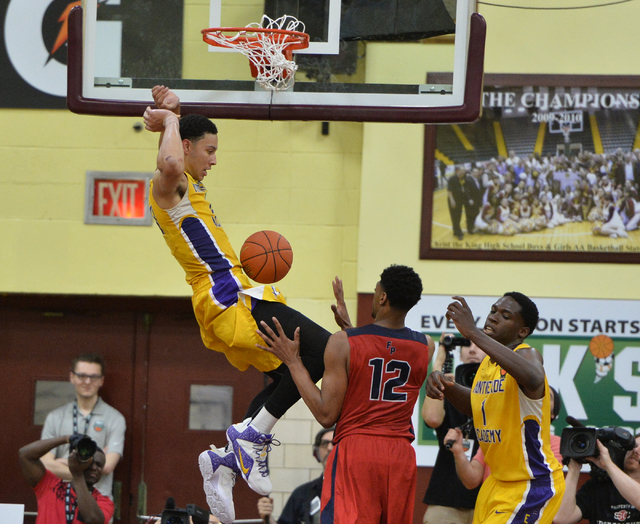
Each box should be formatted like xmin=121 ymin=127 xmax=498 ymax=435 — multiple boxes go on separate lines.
xmin=407 ymin=295 xmax=640 ymax=466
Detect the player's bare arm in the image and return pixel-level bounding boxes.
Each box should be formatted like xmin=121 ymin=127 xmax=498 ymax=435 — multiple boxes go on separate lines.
xmin=150 ymin=84 xmax=181 ymax=153
xmin=152 ymin=85 xmax=180 ymax=115
xmin=331 ymin=277 xmax=353 ymax=330
xmin=426 ymin=371 xmax=473 ymax=416
xmin=447 ymin=296 xmax=545 ymax=399
xmin=256 ymin=319 xmax=348 ymax=427
xmin=144 ymin=87 xmax=186 ymax=209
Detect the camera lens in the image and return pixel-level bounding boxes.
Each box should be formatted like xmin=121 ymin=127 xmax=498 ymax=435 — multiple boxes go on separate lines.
xmin=570 ymin=434 xmax=589 ymax=454
xmin=75 ymin=436 xmax=97 ymax=462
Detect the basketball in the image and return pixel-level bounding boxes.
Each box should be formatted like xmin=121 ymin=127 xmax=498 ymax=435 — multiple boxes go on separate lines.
xmin=240 ymin=230 xmax=293 ymax=284
xmin=589 ymin=334 xmax=614 ymax=359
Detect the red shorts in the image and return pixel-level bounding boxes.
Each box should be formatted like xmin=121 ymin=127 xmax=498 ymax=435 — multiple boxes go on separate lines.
xmin=320 ymin=434 xmax=417 ymax=524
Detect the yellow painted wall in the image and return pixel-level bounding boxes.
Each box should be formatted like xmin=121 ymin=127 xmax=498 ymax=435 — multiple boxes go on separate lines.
xmin=3 ymin=0 xmax=640 ymax=337
xmin=0 ymin=106 xmax=361 ymax=327
xmin=357 ymin=1 xmax=640 ymax=300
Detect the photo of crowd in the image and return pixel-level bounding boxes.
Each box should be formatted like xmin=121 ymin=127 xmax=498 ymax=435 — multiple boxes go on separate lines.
xmin=426 ymin=83 xmax=640 ymax=258
xmin=438 ymin=149 xmax=640 ymax=239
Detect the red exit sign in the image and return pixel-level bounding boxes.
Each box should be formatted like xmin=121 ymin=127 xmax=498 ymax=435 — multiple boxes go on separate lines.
xmin=85 ymin=172 xmax=153 ymax=226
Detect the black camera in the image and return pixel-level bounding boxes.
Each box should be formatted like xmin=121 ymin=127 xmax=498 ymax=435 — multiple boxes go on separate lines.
xmin=442 ymin=334 xmax=471 ymax=350
xmin=560 ymin=426 xmax=635 ymax=469
xmin=161 ymin=505 xmax=209 ymax=524
xmin=68 ymin=433 xmax=97 ymax=463
xmin=455 ymin=362 xmax=480 ymax=389
xmin=442 ymin=335 xmax=472 ymax=374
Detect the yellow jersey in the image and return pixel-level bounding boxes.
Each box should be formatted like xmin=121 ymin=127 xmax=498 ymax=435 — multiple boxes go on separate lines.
xmin=149 ymin=173 xmax=284 ymax=372
xmin=470 ymin=344 xmax=562 ymax=482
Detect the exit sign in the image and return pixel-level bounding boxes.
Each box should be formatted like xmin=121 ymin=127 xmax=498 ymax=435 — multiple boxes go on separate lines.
xmin=85 ymin=171 xmax=153 ymax=226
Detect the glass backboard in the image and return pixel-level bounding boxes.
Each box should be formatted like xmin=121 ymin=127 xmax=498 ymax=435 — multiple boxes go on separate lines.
xmin=67 ymin=0 xmax=485 ymax=123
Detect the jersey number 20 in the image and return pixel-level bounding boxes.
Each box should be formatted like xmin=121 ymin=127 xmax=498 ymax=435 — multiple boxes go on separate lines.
xmin=369 ymin=358 xmax=410 ymax=402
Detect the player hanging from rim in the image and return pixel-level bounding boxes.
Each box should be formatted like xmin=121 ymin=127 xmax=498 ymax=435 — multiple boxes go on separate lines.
xmin=426 ymin=292 xmax=565 ymax=524
xmin=143 ymin=86 xmax=350 ymax=523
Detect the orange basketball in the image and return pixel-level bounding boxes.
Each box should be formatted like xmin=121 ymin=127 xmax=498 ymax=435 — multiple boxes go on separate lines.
xmin=589 ymin=334 xmax=614 ymax=359
xmin=240 ymin=230 xmax=293 ymax=284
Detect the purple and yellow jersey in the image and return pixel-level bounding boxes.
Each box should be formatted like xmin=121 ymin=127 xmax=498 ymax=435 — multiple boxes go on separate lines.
xmin=149 ymin=173 xmax=284 ymax=372
xmin=470 ymin=344 xmax=562 ymax=482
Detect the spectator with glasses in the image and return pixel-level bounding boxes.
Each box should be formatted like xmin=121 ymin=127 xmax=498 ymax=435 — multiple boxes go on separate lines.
xmin=41 ymin=353 xmax=126 ymax=500
xmin=257 ymin=427 xmax=335 ymax=524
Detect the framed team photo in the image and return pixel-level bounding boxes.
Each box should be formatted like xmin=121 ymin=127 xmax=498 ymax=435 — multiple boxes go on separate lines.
xmin=420 ymin=74 xmax=640 ymax=264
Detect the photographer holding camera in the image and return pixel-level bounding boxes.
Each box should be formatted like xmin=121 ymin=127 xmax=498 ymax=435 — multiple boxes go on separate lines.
xmin=554 ymin=432 xmax=640 ymax=524
xmin=421 ymin=332 xmax=486 ymax=524
xmin=19 ymin=434 xmax=114 ymax=524
xmin=41 ymin=353 xmax=125 ymax=500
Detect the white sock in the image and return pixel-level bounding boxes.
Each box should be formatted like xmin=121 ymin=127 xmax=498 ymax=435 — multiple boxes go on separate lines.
xmin=250 ymin=408 xmax=278 ymax=434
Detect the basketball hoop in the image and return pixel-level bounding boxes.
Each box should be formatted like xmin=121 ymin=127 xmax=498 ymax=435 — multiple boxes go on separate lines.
xmin=202 ymin=15 xmax=309 ymax=92
xmin=561 ymin=122 xmax=572 ymax=143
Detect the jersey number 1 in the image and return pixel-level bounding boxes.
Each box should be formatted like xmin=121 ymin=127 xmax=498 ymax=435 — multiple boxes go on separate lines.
xmin=369 ymin=358 xmax=410 ymax=402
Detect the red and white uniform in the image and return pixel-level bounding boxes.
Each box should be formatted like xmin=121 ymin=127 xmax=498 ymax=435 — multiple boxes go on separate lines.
xmin=321 ymin=323 xmax=431 ymax=524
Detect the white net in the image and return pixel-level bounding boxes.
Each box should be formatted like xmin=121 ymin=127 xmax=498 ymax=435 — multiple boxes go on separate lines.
xmin=204 ymin=15 xmax=307 ymax=92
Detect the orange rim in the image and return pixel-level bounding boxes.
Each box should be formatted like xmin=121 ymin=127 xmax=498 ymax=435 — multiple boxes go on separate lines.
xmin=201 ymin=27 xmax=309 ymax=53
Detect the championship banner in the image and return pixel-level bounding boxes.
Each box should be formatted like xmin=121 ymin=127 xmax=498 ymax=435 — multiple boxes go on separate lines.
xmin=408 ymin=294 xmax=640 ymax=467
xmin=420 ymin=75 xmax=640 ymax=264
xmin=0 ymin=0 xmax=182 ymax=108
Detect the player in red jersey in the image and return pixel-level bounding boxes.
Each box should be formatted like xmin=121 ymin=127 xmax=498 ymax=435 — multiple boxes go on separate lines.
xmin=256 ymin=265 xmax=435 ymax=524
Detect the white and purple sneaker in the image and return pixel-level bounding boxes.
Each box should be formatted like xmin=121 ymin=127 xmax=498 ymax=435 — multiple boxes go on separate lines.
xmin=226 ymin=418 xmax=279 ymax=496
xmin=198 ymin=446 xmax=238 ymax=524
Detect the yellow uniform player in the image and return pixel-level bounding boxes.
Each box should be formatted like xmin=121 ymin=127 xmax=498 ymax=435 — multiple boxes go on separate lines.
xmin=144 ymin=86 xmax=333 ymax=522
xmin=427 ymin=293 xmax=565 ymax=524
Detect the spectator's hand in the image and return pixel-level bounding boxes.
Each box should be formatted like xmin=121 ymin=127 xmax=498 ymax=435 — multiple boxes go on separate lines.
xmin=152 ymin=85 xmax=180 ymax=115
xmin=68 ymin=450 xmax=92 ymax=477
xmin=439 ymin=332 xmax=453 ymax=345
xmin=331 ymin=277 xmax=353 ymax=330
xmin=444 ymin=427 xmax=464 ymax=454
xmin=426 ymin=370 xmax=455 ymax=400
xmin=432 ymin=335 xmax=450 ymax=371
xmin=257 ymin=497 xmax=273 ymax=518
xmin=586 ymin=440 xmax=614 ymax=470
xmin=565 ymin=457 xmax=582 ymax=473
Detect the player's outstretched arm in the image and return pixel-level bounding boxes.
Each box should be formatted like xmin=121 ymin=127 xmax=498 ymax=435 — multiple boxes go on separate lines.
xmin=256 ymin=320 xmax=348 ymax=427
xmin=447 ymin=296 xmax=545 ymax=399
xmin=331 ymin=277 xmax=353 ymax=330
xmin=144 ymin=90 xmax=185 ymax=205
xmin=426 ymin=370 xmax=473 ymax=416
